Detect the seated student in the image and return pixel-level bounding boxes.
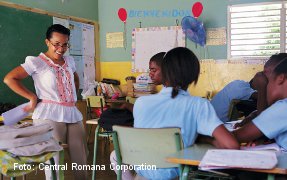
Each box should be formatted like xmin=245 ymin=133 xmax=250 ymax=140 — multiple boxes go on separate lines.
xmin=111 ymin=47 xmax=239 ymax=180
xmin=235 ymin=53 xmax=287 ymax=128
xmin=120 ymin=52 xmax=165 ymax=112
xmin=210 ymin=79 xmax=257 ymax=123
xmin=233 ymin=59 xmax=287 ymax=151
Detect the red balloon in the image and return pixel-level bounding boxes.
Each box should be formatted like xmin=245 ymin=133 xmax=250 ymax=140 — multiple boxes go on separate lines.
xmin=192 ymin=2 xmax=203 ymax=18
xmin=118 ymin=8 xmax=127 ymax=23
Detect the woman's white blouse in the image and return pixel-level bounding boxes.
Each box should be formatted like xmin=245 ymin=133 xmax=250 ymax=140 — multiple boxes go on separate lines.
xmin=21 ymin=53 xmax=82 ymax=123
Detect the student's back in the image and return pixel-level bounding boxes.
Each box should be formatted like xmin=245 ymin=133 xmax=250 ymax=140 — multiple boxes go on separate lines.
xmin=134 ymin=88 xmax=220 ymax=146
xmin=210 ymin=80 xmax=255 ymax=122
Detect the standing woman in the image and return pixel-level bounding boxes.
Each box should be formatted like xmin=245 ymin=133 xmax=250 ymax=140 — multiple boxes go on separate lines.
xmin=4 ymin=24 xmax=88 ymax=179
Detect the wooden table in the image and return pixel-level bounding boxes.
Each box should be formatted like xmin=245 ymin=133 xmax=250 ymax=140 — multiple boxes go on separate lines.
xmin=166 ymin=144 xmax=287 ymax=180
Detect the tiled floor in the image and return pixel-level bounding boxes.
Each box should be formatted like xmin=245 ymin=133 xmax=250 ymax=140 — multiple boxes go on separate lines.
xmin=1 ymin=139 xmax=116 ymax=180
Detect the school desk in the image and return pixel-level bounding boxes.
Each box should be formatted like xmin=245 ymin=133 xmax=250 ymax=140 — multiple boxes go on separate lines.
xmin=166 ymin=144 xmax=287 ymax=180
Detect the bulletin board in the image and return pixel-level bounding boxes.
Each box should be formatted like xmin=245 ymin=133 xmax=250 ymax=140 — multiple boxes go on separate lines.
xmin=131 ymin=26 xmax=185 ymax=72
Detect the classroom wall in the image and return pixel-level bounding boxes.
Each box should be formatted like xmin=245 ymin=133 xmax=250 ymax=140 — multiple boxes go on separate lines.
xmin=98 ymin=0 xmax=272 ymax=97
xmin=1 ymin=0 xmax=98 ymax=21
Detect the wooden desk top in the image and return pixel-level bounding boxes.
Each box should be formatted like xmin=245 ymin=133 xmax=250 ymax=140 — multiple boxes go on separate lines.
xmin=105 ymin=99 xmax=126 ymax=103
xmin=166 ymin=144 xmax=287 ymax=175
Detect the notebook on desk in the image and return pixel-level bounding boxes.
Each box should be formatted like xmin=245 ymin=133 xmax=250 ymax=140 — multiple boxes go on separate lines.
xmin=199 ymin=149 xmax=278 ymax=170
xmin=240 ymin=143 xmax=281 ymax=151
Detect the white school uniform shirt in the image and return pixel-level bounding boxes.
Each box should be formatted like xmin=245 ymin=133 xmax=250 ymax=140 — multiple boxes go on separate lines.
xmin=253 ymin=98 xmax=287 ymax=151
xmin=133 ymin=87 xmax=222 ymax=180
xmin=21 ymin=53 xmax=82 ymax=123
xmin=210 ymin=80 xmax=256 ymax=122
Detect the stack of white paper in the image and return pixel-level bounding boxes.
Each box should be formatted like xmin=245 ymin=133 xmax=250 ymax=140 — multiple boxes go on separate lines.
xmin=199 ymin=149 xmax=277 ymax=170
xmin=241 ymin=143 xmax=281 ymax=151
xmin=1 ymin=102 xmax=30 ymax=126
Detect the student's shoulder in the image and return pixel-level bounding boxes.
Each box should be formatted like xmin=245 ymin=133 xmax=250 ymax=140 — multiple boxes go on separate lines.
xmin=227 ymin=80 xmax=248 ymax=87
xmin=188 ymin=95 xmax=210 ymax=105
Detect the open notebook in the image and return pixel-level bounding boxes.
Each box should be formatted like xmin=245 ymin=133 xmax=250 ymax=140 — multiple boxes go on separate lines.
xmin=199 ymin=149 xmax=278 ymax=170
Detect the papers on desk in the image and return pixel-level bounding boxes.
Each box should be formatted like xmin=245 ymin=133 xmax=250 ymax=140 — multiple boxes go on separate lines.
xmin=241 ymin=143 xmax=281 ymax=151
xmin=224 ymin=120 xmax=242 ymax=131
xmin=1 ymin=102 xmax=30 ymax=126
xmin=199 ymin=149 xmax=277 ymax=170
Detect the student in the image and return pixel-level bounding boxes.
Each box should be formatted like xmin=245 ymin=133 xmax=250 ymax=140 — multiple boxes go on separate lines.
xmin=3 ymin=24 xmax=88 ymax=180
xmin=210 ymin=79 xmax=257 ymax=123
xmin=233 ymin=59 xmax=287 ymax=151
xmin=235 ymin=53 xmax=287 ymax=128
xmin=149 ymin=52 xmax=165 ymax=85
xmin=111 ymin=47 xmax=239 ymax=180
xmin=120 ymin=52 xmax=165 ymax=112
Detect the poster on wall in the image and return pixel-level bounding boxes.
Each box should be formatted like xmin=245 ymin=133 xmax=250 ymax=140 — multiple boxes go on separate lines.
xmin=69 ymin=21 xmax=83 ymax=55
xmin=132 ymin=26 xmax=185 ymax=72
xmin=82 ymin=23 xmax=95 ymax=57
xmin=53 ymin=17 xmax=69 ymax=28
xmin=83 ymin=56 xmax=95 ymax=83
xmin=73 ymin=56 xmax=85 ymax=89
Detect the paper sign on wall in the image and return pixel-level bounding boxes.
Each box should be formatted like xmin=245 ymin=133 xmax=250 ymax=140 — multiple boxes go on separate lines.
xmin=106 ymin=32 xmax=124 ymax=48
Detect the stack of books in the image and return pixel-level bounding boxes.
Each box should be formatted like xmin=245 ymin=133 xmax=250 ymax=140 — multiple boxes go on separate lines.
xmin=133 ymin=83 xmax=156 ymax=97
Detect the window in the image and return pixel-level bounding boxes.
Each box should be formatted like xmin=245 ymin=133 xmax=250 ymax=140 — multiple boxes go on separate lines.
xmin=228 ymin=2 xmax=286 ymax=58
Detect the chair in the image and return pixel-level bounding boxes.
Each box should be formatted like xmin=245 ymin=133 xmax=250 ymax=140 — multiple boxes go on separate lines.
xmin=86 ymin=96 xmax=105 ymax=143
xmin=227 ymin=99 xmax=244 ymax=121
xmin=111 ymin=126 xmax=185 ymax=180
xmin=125 ymin=96 xmax=137 ymax=104
xmin=228 ymin=99 xmax=257 ymax=121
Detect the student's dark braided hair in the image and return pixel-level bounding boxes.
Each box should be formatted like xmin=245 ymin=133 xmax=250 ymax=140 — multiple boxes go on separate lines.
xmin=161 ymin=47 xmax=200 ymax=98
xmin=273 ymin=58 xmax=287 ymax=76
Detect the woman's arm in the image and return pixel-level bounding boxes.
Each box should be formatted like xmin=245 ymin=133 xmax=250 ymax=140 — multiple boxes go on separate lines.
xmin=3 ymin=66 xmax=37 ymax=111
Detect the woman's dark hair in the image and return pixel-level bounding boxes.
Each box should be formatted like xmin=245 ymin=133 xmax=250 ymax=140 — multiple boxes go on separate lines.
xmin=161 ymin=47 xmax=200 ymax=98
xmin=150 ymin=52 xmax=165 ymax=67
xmin=46 ymin=24 xmax=70 ymax=40
xmin=273 ymin=58 xmax=287 ymax=76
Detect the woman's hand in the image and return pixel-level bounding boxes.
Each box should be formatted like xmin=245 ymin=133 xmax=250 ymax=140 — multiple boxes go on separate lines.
xmin=23 ymin=95 xmax=38 ymax=112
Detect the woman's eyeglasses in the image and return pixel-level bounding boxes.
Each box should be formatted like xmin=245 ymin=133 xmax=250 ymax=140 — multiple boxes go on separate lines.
xmin=49 ymin=41 xmax=70 ymax=49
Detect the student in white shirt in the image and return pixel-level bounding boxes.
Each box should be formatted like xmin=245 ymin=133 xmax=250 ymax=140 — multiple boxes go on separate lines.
xmin=4 ymin=24 xmax=88 ymax=180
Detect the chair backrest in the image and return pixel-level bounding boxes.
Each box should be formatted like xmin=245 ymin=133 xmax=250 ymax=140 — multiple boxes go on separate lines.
xmin=125 ymin=96 xmax=137 ymax=104
xmin=86 ymin=96 xmax=106 ymax=108
xmin=112 ymin=126 xmax=182 ymax=168
xmin=86 ymin=96 xmax=105 ymax=119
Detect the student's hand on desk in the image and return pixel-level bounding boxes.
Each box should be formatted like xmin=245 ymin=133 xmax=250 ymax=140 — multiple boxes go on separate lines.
xmin=241 ymin=137 xmax=273 ymax=148
xmin=234 ymin=110 xmax=258 ymax=129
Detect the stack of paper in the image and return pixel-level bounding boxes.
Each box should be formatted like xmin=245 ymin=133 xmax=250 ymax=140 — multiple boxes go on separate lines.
xmin=224 ymin=120 xmax=242 ymax=131
xmin=199 ymin=149 xmax=277 ymax=170
xmin=1 ymin=102 xmax=30 ymax=126
xmin=241 ymin=143 xmax=281 ymax=151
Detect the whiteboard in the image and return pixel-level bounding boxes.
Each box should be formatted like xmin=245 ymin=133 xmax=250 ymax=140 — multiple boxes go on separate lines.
xmin=132 ymin=26 xmax=185 ymax=72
